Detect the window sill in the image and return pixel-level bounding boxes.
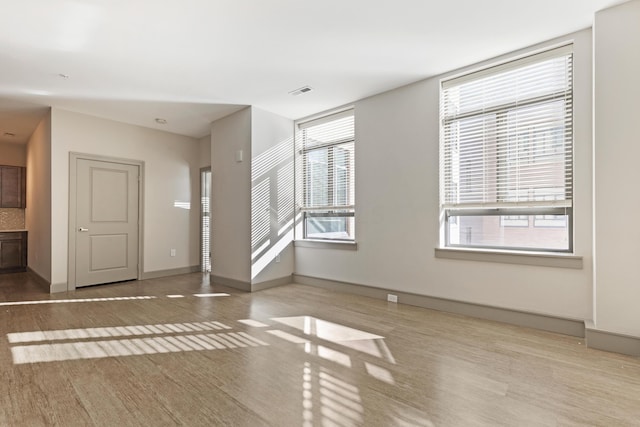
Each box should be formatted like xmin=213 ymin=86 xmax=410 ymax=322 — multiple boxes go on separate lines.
xmin=434 ymin=247 xmax=583 ymax=269
xmin=295 ymin=240 xmax=358 ymax=251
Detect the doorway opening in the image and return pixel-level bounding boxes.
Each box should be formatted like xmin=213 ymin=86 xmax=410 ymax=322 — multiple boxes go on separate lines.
xmin=201 ymin=167 xmax=211 ymax=273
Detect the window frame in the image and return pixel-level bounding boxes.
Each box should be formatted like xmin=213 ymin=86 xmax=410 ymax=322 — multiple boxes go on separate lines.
xmin=444 ymin=207 xmax=573 ymax=253
xmin=440 ymin=45 xmax=574 ymax=254
xmin=297 ymin=109 xmax=356 ymax=242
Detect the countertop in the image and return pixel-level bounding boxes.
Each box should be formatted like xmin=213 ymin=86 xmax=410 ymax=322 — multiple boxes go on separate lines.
xmin=0 ymin=229 xmax=27 ymax=232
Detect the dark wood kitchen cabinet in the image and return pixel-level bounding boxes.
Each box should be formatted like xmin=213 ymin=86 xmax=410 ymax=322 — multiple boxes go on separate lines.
xmin=0 ymin=231 xmax=27 ymax=273
xmin=0 ymin=165 xmax=26 ymax=208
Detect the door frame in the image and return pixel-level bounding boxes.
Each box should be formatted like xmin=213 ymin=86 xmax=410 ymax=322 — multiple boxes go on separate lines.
xmin=68 ymin=152 xmax=145 ymax=291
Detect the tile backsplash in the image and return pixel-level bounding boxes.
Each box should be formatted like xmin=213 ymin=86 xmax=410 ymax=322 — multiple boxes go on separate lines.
xmin=0 ymin=208 xmax=25 ymax=230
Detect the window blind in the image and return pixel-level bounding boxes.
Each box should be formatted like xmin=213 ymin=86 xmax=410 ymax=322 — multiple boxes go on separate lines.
xmin=440 ymin=45 xmax=573 ymax=211
xmin=200 ymin=169 xmax=211 ymax=272
xmin=300 ymin=111 xmax=355 ymax=212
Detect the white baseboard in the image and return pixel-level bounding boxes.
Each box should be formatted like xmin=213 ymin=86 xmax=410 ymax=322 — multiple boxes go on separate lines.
xmin=211 ymin=275 xmax=251 ymax=292
xmin=27 ymin=267 xmax=51 ymax=290
xmin=293 ymin=274 xmax=640 ymax=357
xmin=50 ymin=282 xmax=68 ymax=294
xmin=211 ymin=274 xmax=293 ymax=292
xmin=585 ymin=321 xmax=640 ymax=357
xmin=292 ymin=274 xmax=584 ymax=337
xmin=140 ymin=265 xmax=200 ymax=280
xmin=252 ymin=275 xmax=293 ymax=291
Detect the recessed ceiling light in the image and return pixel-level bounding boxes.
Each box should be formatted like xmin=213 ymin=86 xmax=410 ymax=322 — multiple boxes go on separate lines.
xmin=289 ymin=86 xmax=313 ymax=96
xmin=3 ymin=132 xmax=15 ymax=137
xmin=155 ymin=118 xmax=167 ymax=124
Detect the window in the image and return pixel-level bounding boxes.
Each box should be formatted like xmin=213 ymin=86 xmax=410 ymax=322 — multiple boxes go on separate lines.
xmin=501 ymin=215 xmax=529 ymax=227
xmin=298 ymin=110 xmax=355 ymax=240
xmin=440 ymin=45 xmax=573 ymax=252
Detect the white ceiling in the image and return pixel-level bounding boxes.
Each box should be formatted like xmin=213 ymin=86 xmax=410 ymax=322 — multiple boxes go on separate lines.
xmin=0 ymin=0 xmax=627 ymax=144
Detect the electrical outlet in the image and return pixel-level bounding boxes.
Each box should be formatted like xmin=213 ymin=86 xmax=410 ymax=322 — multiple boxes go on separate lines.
xmin=275 ymin=254 xmax=281 ymax=263
xmin=387 ymin=294 xmax=398 ymax=303
xmin=170 ymin=249 xmax=176 ymax=257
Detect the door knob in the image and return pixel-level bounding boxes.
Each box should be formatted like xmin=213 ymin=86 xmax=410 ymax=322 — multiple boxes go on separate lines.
xmin=78 ymin=227 xmax=89 ymax=232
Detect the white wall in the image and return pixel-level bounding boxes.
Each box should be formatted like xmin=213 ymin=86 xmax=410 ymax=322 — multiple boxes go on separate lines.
xmin=50 ymin=108 xmax=201 ymax=288
xmin=199 ymin=135 xmax=211 ymax=168
xmin=295 ymin=29 xmax=594 ymax=320
xmin=211 ymin=107 xmax=252 ymax=282
xmin=0 ymin=141 xmax=26 ymax=166
xmin=593 ymin=0 xmax=640 ymax=336
xmin=25 ymin=111 xmax=52 ymax=282
xmin=250 ymin=107 xmax=294 ymax=284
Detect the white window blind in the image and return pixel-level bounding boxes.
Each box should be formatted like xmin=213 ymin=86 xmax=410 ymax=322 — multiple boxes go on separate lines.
xmin=298 ymin=110 xmax=355 ymax=240
xmin=200 ymin=168 xmax=211 ymax=272
xmin=439 ymin=45 xmax=574 ymax=252
xmin=440 ymin=45 xmax=573 ymax=211
xmin=300 ymin=111 xmax=355 ymax=211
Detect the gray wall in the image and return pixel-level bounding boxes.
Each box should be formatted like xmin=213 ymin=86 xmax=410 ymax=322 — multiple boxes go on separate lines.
xmin=250 ymin=107 xmax=294 ymax=284
xmin=593 ymin=0 xmax=640 ymax=336
xmin=209 ymin=106 xmax=295 ymax=286
xmin=50 ymin=108 xmax=201 ymax=289
xmin=25 ymin=111 xmax=52 ymax=282
xmin=295 ymin=28 xmax=594 ymax=321
xmin=0 ymin=141 xmax=26 ymax=166
xmin=211 ymin=107 xmax=252 ymax=283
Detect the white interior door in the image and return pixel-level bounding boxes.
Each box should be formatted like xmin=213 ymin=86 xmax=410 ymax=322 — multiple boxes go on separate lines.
xmin=75 ymin=158 xmax=139 ymax=287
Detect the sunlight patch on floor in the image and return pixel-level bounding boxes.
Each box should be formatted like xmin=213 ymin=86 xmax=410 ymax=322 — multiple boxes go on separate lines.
xmin=266 ymin=329 xmax=310 ymax=344
xmin=301 ymin=363 xmax=365 ymax=426
xmin=0 ymin=296 xmax=156 ymax=307
xmin=7 ymin=321 xmax=233 ymax=344
xmin=193 ymin=293 xmax=230 ymax=298
xmin=272 ymin=316 xmax=384 ymax=342
xmin=0 ymin=292 xmax=230 ymax=307
xmin=238 ymin=319 xmax=269 ymax=328
xmin=364 ymin=362 xmax=395 ymax=385
xmin=10 ymin=331 xmax=269 ymax=364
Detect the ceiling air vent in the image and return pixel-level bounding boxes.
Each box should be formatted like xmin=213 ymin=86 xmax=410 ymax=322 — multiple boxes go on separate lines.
xmin=289 ymin=86 xmax=313 ymax=96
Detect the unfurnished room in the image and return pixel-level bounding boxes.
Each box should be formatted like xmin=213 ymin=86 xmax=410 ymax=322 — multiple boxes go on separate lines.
xmin=1 ymin=0 xmax=639 ymax=425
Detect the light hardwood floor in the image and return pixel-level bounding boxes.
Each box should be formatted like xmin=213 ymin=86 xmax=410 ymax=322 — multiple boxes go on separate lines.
xmin=1 ymin=272 xmax=639 ymax=426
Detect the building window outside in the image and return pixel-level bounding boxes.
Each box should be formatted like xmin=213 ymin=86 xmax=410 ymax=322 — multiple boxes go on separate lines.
xmin=298 ymin=110 xmax=355 ymax=241
xmin=501 ymin=215 xmax=529 ymax=227
xmin=440 ymin=45 xmax=573 ymax=252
